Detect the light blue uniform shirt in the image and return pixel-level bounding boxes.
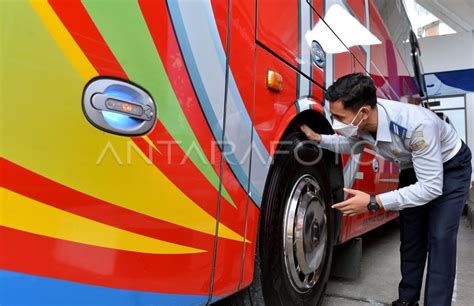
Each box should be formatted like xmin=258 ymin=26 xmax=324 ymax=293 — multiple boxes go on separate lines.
xmin=319 ymin=99 xmax=462 ymax=211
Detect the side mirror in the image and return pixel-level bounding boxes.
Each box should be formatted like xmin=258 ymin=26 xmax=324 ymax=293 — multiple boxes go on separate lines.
xmin=409 ymin=31 xmax=427 ymax=99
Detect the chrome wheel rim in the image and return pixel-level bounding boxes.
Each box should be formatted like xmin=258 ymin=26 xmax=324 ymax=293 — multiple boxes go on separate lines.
xmin=283 ymin=174 xmax=328 ymax=293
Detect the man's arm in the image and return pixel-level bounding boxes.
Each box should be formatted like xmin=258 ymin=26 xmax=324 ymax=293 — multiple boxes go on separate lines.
xmin=319 ymin=134 xmax=365 ymax=154
xmin=378 ymin=119 xmax=444 ymax=211
xmin=300 ymin=124 xmax=364 ymax=154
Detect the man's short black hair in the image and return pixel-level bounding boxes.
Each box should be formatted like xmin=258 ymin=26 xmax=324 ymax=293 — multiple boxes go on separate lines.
xmin=325 ymin=73 xmax=377 ymax=111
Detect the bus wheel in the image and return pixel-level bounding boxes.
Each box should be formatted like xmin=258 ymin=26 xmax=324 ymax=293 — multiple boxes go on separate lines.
xmin=228 ymin=132 xmax=334 ymax=305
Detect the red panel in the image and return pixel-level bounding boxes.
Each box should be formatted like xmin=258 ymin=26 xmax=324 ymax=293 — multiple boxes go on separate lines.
xmin=344 ymin=211 xmax=399 ymax=241
xmin=272 ymin=106 xmax=299 ymax=155
xmin=254 ymin=46 xmax=297 ymax=154
xmin=258 ymin=1 xmax=329 ymax=88
xmin=334 ymin=52 xmax=354 ymax=81
xmin=210 ymin=0 xmax=229 ymax=53
xmin=346 ymin=0 xmax=366 ymax=25
xmin=338 ymin=150 xmax=400 ymax=242
xmin=212 ymin=0 xmax=257 ymax=295
xmin=240 ymin=203 xmax=259 ymax=289
xmin=353 ymin=47 xmax=368 ymax=73
xmin=227 ymin=0 xmax=256 ymax=117
xmin=139 ymin=0 xmax=263 ymax=296
xmin=257 ymin=0 xmax=298 ymax=68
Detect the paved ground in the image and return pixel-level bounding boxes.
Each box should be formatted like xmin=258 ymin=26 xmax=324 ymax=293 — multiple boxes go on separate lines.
xmin=322 ymin=215 xmax=474 ymax=306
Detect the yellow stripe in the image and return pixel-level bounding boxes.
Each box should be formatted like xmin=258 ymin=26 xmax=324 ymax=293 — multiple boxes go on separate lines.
xmin=29 ymin=0 xmax=97 ymax=81
xmin=2 ymin=0 xmax=246 ymax=243
xmin=0 ymin=188 xmax=204 ymax=254
xmin=143 ymin=135 xmax=161 ymax=154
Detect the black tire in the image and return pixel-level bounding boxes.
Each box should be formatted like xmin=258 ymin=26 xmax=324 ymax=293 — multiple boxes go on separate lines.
xmin=222 ymin=132 xmax=334 ymax=306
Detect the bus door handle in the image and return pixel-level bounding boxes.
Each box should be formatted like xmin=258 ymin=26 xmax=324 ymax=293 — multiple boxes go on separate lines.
xmin=82 ymin=78 xmax=157 ymax=136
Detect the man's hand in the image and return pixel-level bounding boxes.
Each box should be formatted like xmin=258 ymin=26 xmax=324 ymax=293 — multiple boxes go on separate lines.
xmin=300 ymin=124 xmax=322 ymax=143
xmin=332 ymin=188 xmax=373 ymax=216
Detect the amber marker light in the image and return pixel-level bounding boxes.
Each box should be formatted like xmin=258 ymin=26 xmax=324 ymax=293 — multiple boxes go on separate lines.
xmin=122 ymin=104 xmax=133 ymax=112
xmin=266 ymin=70 xmax=283 ymax=92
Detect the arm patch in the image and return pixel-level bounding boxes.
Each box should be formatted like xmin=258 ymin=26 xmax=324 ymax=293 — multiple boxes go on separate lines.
xmin=410 ymin=140 xmax=428 ymax=151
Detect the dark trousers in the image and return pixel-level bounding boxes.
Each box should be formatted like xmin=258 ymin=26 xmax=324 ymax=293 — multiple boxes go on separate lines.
xmin=397 ymin=142 xmax=472 ymax=306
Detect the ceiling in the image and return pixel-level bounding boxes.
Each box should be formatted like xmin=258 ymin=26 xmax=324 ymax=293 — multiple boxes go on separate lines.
xmin=417 ymin=0 xmax=474 ymax=32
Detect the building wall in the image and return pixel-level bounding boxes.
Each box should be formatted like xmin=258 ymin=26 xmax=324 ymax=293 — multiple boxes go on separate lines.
xmin=419 ymin=31 xmax=474 ymax=73
xmin=419 ymin=31 xmax=474 ymax=181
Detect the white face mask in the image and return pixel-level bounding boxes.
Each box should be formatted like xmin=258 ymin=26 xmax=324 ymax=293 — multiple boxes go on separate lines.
xmin=332 ymin=108 xmax=366 ymax=138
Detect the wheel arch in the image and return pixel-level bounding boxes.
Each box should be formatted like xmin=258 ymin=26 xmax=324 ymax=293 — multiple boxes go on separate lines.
xmin=264 ymin=108 xmax=345 ymax=245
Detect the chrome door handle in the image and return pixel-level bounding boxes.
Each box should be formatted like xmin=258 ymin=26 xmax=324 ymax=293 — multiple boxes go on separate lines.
xmin=91 ymin=93 xmax=155 ymax=121
xmin=82 ymin=78 xmax=157 ymax=136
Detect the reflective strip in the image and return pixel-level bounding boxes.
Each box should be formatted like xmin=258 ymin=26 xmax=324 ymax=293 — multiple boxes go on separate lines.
xmin=296 ymin=97 xmax=317 ymax=112
xmin=298 ymin=0 xmax=313 ymax=98
xmin=379 ymin=178 xmax=400 ymax=183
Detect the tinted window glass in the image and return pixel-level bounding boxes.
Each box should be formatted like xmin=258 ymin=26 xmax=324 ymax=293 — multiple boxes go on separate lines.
xmin=373 ymin=0 xmax=414 ymax=76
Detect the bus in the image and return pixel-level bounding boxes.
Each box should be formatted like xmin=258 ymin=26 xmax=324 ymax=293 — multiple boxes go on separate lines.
xmin=0 ymin=0 xmax=426 ymax=305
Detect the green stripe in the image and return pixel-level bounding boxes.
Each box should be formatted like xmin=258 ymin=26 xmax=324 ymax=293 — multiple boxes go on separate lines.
xmin=82 ymin=0 xmax=235 ymax=207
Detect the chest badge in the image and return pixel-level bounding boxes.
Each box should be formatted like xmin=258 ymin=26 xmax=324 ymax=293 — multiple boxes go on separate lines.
xmin=389 ymin=121 xmax=408 ymax=140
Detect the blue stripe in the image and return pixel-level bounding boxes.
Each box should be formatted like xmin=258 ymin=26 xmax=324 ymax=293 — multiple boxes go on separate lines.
xmin=223 ymin=144 xmax=263 ymax=204
xmin=167 ymin=1 xmax=224 ymax=143
xmin=199 ymin=2 xmax=270 ymax=169
xmin=0 ymin=270 xmax=208 ymax=306
xmin=227 ymin=73 xmax=270 ymax=162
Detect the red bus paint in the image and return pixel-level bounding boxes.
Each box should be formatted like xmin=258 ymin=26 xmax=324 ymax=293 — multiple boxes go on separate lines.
xmin=1 ymin=0 xmax=422 ymax=304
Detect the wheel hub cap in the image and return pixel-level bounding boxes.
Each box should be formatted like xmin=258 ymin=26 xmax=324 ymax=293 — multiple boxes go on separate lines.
xmin=283 ymin=175 xmax=327 ymax=293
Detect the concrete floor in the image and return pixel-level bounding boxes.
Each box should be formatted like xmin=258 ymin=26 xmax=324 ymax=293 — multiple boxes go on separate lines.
xmin=322 ymin=216 xmax=474 ymax=306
